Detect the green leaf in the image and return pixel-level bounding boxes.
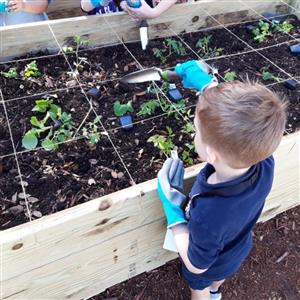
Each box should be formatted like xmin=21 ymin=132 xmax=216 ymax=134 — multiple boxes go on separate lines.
xmin=32 ymin=99 xmax=50 ymax=113
xmin=50 ymin=104 xmax=62 ymax=118
xmin=42 ymin=138 xmax=56 ymax=151
xmin=22 ymin=133 xmax=38 ymax=150
xmin=30 ymin=116 xmax=42 ymax=128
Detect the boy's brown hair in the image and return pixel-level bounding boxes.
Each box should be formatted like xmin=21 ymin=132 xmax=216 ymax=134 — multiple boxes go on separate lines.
xmin=196 ymin=81 xmax=287 ymax=168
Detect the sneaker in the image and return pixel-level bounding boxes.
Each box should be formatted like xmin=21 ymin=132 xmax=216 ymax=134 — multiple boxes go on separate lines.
xmin=210 ymin=290 xmax=222 ymax=300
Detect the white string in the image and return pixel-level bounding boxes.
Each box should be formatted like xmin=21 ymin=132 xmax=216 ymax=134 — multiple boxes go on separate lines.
xmin=47 ymin=23 xmax=137 ymax=185
xmin=0 ymin=92 xmax=32 ymax=222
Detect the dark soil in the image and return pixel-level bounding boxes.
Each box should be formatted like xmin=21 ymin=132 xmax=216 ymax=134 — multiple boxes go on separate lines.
xmin=1 ymin=16 xmax=300 ymax=231
xmin=91 ymin=206 xmax=300 ymax=300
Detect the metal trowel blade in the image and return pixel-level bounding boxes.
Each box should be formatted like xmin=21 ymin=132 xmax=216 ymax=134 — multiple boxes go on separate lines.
xmin=120 ymin=68 xmax=162 ymax=84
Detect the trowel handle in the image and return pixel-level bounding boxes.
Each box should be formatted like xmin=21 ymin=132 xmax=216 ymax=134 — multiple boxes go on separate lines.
xmin=161 ymin=70 xmax=182 ymax=82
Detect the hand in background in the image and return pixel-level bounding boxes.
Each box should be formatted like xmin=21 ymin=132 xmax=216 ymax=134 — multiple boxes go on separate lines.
xmin=8 ymin=0 xmax=25 ymax=13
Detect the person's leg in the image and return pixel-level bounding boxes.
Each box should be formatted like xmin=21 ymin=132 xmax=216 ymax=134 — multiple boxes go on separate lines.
xmin=190 ymin=287 xmax=211 ymax=300
xmin=210 ymin=279 xmax=225 ymax=291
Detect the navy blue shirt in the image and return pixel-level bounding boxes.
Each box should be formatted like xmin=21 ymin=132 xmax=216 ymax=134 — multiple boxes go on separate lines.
xmin=183 ymin=156 xmax=274 ymax=281
xmin=82 ymin=1 xmax=120 ymax=15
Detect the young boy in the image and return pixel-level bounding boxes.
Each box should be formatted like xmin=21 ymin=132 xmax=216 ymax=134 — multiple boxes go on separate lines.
xmin=0 ymin=0 xmax=51 ymax=26
xmin=157 ymin=60 xmax=287 ymax=300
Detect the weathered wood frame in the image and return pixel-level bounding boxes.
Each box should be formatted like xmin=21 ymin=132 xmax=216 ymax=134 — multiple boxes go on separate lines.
xmin=1 ymin=1 xmax=300 ymax=299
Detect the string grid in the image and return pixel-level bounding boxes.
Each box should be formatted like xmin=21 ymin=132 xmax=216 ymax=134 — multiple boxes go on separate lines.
xmin=0 ymin=0 xmax=299 ymax=226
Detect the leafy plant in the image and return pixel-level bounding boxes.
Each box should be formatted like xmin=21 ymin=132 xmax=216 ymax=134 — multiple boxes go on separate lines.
xmin=160 ymin=98 xmax=187 ymax=119
xmin=182 ymin=122 xmax=195 ymax=135
xmin=113 ymin=100 xmax=134 ymax=117
xmin=137 ymin=100 xmax=160 ymax=117
xmin=252 ymin=20 xmax=271 ymax=43
xmin=148 ymin=126 xmax=175 ymax=156
xmin=1 ymin=67 xmax=18 ymax=79
xmin=272 ymin=21 xmax=294 ymax=34
xmin=260 ymin=67 xmax=280 ymax=82
xmin=181 ymin=143 xmax=195 ymax=166
xmin=224 ymin=71 xmax=237 ymax=82
xmin=196 ymin=35 xmax=223 ymax=59
xmin=24 ymin=61 xmax=41 ymax=78
xmin=22 ymin=95 xmax=73 ymax=151
xmin=63 ymin=35 xmax=91 ymax=76
xmin=152 ymin=48 xmax=167 ymax=64
xmin=164 ymin=38 xmax=187 ymax=56
xmin=82 ymin=116 xmax=102 ymax=145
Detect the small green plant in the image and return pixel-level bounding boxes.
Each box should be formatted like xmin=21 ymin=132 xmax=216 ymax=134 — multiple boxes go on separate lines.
xmin=147 ymin=82 xmax=170 ymax=95
xmin=196 ymin=35 xmax=223 ymax=59
xmin=82 ymin=116 xmax=102 ymax=145
xmin=181 ymin=143 xmax=195 ymax=166
xmin=24 ymin=61 xmax=41 ymax=78
xmin=137 ymin=100 xmax=160 ymax=117
xmin=152 ymin=48 xmax=167 ymax=64
xmin=147 ymin=126 xmax=175 ymax=156
xmin=22 ymin=95 xmax=73 ymax=151
xmin=224 ymin=71 xmax=237 ymax=82
xmin=252 ymin=20 xmax=271 ymax=43
xmin=160 ymin=98 xmax=187 ymax=119
xmin=63 ymin=35 xmax=91 ymax=76
xmin=164 ymin=38 xmax=187 ymax=56
xmin=182 ymin=122 xmax=195 ymax=135
xmin=260 ymin=67 xmax=280 ymax=82
xmin=113 ymin=100 xmax=134 ymax=117
xmin=1 ymin=67 xmax=18 ymax=79
xmin=272 ymin=21 xmax=294 ymax=34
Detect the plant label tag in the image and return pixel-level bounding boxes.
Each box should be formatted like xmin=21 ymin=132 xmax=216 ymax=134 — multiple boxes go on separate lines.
xmin=163 ymin=228 xmax=178 ymax=252
xmin=171 ymin=150 xmax=178 ymax=160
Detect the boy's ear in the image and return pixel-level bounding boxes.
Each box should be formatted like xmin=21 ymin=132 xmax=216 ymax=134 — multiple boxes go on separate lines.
xmin=205 ymin=145 xmax=218 ymax=165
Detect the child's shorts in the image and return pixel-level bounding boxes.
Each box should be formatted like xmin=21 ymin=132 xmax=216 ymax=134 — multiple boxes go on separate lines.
xmin=181 ymin=261 xmax=242 ymax=290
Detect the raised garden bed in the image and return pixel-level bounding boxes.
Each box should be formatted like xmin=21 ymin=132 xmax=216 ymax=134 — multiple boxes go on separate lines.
xmin=1 ymin=1 xmax=300 ymax=299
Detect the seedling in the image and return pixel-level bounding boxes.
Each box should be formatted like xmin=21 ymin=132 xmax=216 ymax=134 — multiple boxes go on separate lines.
xmin=164 ymin=38 xmax=187 ymax=56
xmin=181 ymin=143 xmax=195 ymax=166
xmin=24 ymin=61 xmax=41 ymax=78
xmin=272 ymin=21 xmax=294 ymax=34
xmin=160 ymin=98 xmax=187 ymax=120
xmin=252 ymin=20 xmax=294 ymax=43
xmin=113 ymin=100 xmax=134 ymax=117
xmin=1 ymin=67 xmax=18 ymax=79
xmin=22 ymin=95 xmax=73 ymax=151
xmin=260 ymin=67 xmax=280 ymax=82
xmin=224 ymin=71 xmax=237 ymax=82
xmin=152 ymin=38 xmax=187 ymax=64
xmin=82 ymin=116 xmax=102 ymax=144
xmin=182 ymin=122 xmax=195 ymax=135
xmin=137 ymin=99 xmax=160 ymax=117
xmin=196 ymin=35 xmax=223 ymax=59
xmin=63 ymin=35 xmax=91 ymax=76
xmin=148 ymin=126 xmax=175 ymax=156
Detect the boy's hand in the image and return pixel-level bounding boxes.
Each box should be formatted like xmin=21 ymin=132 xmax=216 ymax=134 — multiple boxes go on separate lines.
xmin=157 ymin=158 xmax=187 ymax=228
xmin=8 ymin=0 xmax=25 ymax=12
xmin=175 ymin=60 xmax=217 ymax=92
xmin=121 ymin=0 xmax=158 ymax=20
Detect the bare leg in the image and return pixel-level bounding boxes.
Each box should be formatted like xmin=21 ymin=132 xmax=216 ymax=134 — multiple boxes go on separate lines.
xmin=210 ymin=279 xmax=225 ymax=291
xmin=190 ymin=287 xmax=211 ymax=300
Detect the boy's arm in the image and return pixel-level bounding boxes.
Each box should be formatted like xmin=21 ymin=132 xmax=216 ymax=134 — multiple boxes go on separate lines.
xmin=171 ymin=223 xmax=207 ymax=274
xmin=8 ymin=0 xmax=49 ymax=14
xmin=81 ymin=0 xmax=101 ymax=12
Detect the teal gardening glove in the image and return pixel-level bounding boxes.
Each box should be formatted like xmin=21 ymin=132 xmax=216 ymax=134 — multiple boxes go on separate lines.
xmin=175 ymin=60 xmax=217 ymax=92
xmin=157 ymin=158 xmax=187 ymax=228
xmin=0 ymin=0 xmax=9 ymax=13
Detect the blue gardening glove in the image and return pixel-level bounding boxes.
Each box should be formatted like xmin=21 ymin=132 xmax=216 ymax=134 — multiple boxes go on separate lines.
xmin=91 ymin=0 xmax=110 ymax=7
xmin=175 ymin=60 xmax=217 ymax=92
xmin=0 ymin=1 xmax=9 ymax=13
xmin=157 ymin=158 xmax=187 ymax=228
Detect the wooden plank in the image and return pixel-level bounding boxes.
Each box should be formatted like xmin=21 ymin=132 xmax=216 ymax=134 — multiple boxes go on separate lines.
xmin=1 ymin=132 xmax=299 ymax=300
xmin=0 ymin=0 xmax=288 ymax=60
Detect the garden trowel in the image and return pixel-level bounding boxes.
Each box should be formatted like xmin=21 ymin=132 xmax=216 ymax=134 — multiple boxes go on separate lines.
xmin=120 ymin=60 xmax=217 ymax=85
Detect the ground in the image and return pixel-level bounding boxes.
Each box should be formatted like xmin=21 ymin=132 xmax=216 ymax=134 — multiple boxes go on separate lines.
xmin=93 ymin=206 xmax=300 ymax=300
